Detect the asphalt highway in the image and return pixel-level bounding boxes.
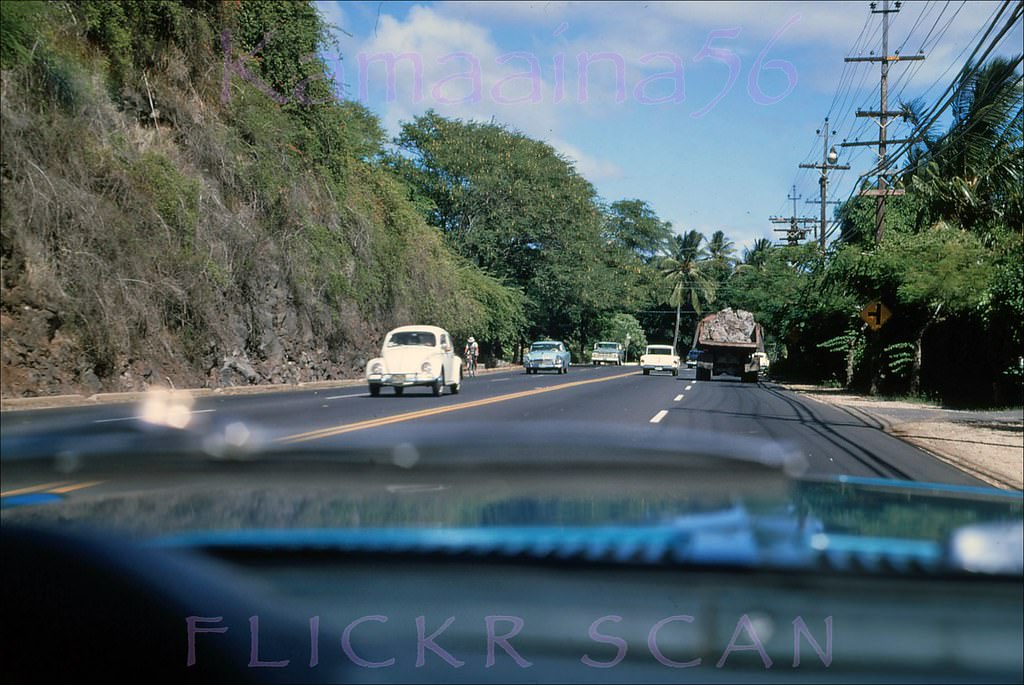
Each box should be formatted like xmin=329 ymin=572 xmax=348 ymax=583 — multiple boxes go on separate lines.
xmin=1 ymin=365 xmax=982 ymax=499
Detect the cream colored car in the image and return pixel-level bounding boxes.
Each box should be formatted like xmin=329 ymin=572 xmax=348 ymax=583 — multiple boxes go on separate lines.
xmin=640 ymin=345 xmax=680 ymax=376
xmin=366 ymin=325 xmax=462 ymax=396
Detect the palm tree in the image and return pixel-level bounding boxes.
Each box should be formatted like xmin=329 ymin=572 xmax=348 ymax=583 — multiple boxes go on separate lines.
xmin=742 ymin=238 xmax=773 ymax=269
xmin=705 ymin=229 xmax=738 ymax=286
xmin=901 ymin=56 xmax=1024 ymax=234
xmin=661 ymin=230 xmax=716 ymax=353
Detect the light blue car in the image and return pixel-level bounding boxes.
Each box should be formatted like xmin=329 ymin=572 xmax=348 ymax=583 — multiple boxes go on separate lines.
xmin=524 ymin=340 xmax=571 ymax=374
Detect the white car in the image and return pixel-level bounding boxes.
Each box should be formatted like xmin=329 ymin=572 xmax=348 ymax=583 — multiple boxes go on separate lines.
xmin=640 ymin=345 xmax=680 ymax=376
xmin=752 ymin=352 xmax=770 ymax=375
xmin=366 ymin=325 xmax=462 ymax=396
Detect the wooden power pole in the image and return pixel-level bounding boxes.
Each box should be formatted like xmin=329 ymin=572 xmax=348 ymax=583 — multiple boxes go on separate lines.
xmin=770 ymin=185 xmax=818 ymax=246
xmin=799 ymin=118 xmax=850 ymax=251
xmin=840 ymin=0 xmax=924 ymax=243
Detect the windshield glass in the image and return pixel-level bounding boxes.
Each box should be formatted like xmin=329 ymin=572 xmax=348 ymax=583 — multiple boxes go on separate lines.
xmin=387 ymin=331 xmax=436 ymax=347
xmin=1 ymin=2 xmax=1021 ymax=682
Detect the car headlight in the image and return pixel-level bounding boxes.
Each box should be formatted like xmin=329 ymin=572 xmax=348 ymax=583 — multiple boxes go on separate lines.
xmin=370 ymin=362 xmax=384 ymax=375
xmin=421 ymin=361 xmax=433 ymax=375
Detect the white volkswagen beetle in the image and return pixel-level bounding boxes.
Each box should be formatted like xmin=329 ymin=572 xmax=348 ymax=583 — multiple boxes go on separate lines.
xmin=366 ymin=325 xmax=462 ymax=396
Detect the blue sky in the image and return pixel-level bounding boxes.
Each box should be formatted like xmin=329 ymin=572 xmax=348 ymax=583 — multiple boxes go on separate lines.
xmin=313 ymin=1 xmax=1022 ymax=250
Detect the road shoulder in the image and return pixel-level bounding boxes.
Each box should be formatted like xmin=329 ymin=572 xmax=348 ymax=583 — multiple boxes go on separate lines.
xmin=779 ymin=383 xmax=1023 ymax=490
xmin=0 ymin=365 xmax=526 ymax=412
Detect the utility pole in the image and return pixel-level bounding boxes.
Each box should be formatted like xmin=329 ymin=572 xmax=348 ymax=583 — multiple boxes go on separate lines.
xmin=799 ymin=118 xmax=849 ymax=251
xmin=770 ymin=185 xmax=818 ymax=246
xmin=841 ymin=0 xmax=924 ymax=242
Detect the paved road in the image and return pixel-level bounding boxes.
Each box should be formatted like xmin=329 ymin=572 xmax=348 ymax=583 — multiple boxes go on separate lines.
xmin=2 ymin=365 xmax=982 ymax=496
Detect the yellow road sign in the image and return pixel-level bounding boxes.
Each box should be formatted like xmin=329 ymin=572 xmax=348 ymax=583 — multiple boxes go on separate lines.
xmin=860 ymin=300 xmax=892 ymax=330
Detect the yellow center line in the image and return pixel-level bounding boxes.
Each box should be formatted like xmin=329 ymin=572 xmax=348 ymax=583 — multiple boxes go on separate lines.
xmin=279 ymin=370 xmax=637 ymax=444
xmin=1 ymin=481 xmax=71 ymax=497
xmin=48 ymin=481 xmax=105 ymax=494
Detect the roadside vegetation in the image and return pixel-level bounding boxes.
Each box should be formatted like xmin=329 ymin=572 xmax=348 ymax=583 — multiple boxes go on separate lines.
xmin=0 ymin=1 xmax=1019 ymax=407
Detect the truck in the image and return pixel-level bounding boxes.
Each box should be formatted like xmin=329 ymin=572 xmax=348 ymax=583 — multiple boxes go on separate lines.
xmin=591 ymin=341 xmax=625 ymax=365
xmin=692 ymin=308 xmax=764 ymax=383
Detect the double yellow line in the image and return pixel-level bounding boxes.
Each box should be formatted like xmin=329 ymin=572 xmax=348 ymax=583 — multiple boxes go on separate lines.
xmin=280 ymin=370 xmax=636 ymax=444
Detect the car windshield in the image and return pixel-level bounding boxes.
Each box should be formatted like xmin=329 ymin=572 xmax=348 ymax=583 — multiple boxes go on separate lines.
xmin=387 ymin=331 xmax=436 ymax=347
xmin=2 ymin=1 xmax=1022 ymax=682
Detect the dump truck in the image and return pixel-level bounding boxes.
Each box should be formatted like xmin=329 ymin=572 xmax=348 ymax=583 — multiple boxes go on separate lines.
xmin=692 ymin=308 xmax=764 ymax=383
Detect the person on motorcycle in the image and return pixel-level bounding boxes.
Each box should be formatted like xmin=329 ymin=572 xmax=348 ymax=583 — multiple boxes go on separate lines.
xmin=464 ymin=337 xmax=479 ymax=376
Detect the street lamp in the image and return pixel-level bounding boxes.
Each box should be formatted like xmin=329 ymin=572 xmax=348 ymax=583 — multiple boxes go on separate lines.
xmin=828 ymin=146 xmax=839 ymax=165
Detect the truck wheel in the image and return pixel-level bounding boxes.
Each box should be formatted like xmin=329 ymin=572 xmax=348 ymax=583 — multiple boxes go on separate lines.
xmin=394 ymin=386 xmax=404 ymax=396
xmin=696 ymin=368 xmax=710 ymax=381
xmin=369 ymin=383 xmax=380 ymax=397
xmin=643 ymin=369 xmax=650 ymax=376
xmin=742 ymin=371 xmax=757 ymax=384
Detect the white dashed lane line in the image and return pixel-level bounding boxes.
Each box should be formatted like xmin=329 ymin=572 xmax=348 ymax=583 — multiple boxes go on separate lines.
xmin=325 ymin=393 xmax=368 ymax=400
xmin=685 ymin=385 xmax=693 ymax=391
xmin=674 ymin=394 xmax=684 ymax=401
xmin=650 ymin=410 xmax=668 ymax=424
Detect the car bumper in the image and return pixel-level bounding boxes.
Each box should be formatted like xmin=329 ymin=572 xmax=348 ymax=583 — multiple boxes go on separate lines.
xmin=367 ymin=372 xmax=441 ymax=387
xmin=642 ymin=365 xmax=678 ymax=373
xmin=524 ymin=360 xmax=562 ymax=370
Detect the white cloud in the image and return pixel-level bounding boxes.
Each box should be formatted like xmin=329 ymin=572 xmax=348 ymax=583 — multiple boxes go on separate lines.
xmin=353 ymin=6 xmax=556 ymax=131
xmin=550 ymin=137 xmax=624 ymax=180
xmin=348 ymin=4 xmax=623 ymax=179
xmin=314 ymin=1 xmax=348 ymax=37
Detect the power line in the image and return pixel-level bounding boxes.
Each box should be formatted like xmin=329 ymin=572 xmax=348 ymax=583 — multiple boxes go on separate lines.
xmin=854 ymin=0 xmax=1020 ymax=185
xmin=897 ymin=0 xmax=939 ymax=54
xmin=823 ymin=1 xmax=1021 ymax=247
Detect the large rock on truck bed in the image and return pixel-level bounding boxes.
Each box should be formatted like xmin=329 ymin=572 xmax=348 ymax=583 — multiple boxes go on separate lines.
xmin=700 ymin=308 xmax=757 ymax=344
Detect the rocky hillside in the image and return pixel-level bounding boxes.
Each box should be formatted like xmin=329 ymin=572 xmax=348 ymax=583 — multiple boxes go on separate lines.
xmin=1 ymin=1 xmax=521 ymax=397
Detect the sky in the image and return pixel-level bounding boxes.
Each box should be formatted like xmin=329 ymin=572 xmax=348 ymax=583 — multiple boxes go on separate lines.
xmin=311 ymin=1 xmax=1022 ymax=250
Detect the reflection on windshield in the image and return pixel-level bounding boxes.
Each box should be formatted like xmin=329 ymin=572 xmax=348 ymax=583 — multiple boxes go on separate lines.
xmin=387 ymin=332 xmax=436 ymax=347
xmin=531 ymin=344 xmax=558 ymax=351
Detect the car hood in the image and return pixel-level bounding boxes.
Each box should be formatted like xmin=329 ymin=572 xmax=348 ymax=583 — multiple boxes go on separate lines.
xmin=2 ymin=420 xmax=1021 ymax=577
xmin=380 ymin=346 xmax=442 ymax=370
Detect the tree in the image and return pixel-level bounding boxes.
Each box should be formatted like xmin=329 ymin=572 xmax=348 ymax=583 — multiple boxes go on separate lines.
xmin=831 ymin=223 xmax=993 ymax=394
xmin=742 ymin=238 xmax=773 ymax=269
xmin=603 ymin=199 xmax=673 ymax=261
xmin=660 ymin=230 xmax=716 ymax=353
xmin=901 ymin=56 xmax=1023 ymax=237
xmin=388 ymin=111 xmax=623 ymax=352
xmin=705 ymin=229 xmax=738 ymax=287
xmin=597 ymin=313 xmax=648 ymax=361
